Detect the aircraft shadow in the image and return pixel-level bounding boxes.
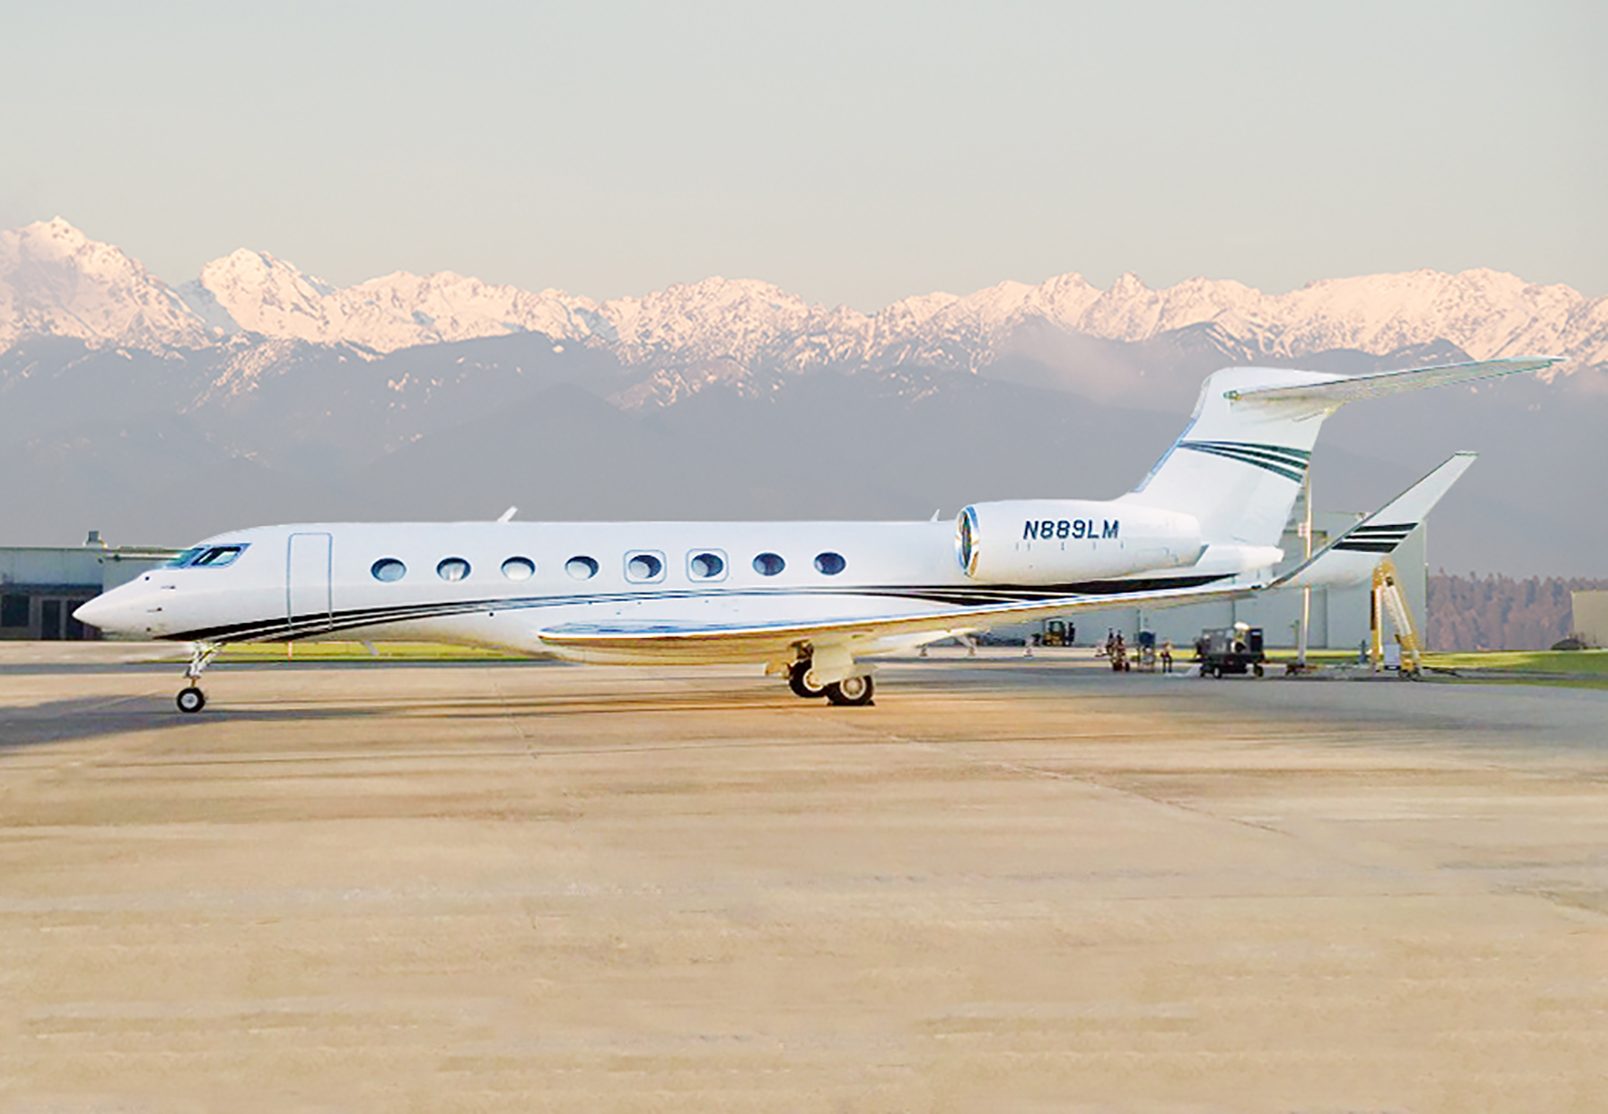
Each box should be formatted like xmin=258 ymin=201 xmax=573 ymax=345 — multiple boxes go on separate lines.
xmin=0 ymin=685 xmax=858 ymax=754
xmin=0 ymin=695 xmax=393 ymax=754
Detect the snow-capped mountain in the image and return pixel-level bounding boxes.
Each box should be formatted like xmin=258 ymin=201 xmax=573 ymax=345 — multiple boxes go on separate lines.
xmin=0 ymin=218 xmax=215 ymax=351
xmin=2 ymin=218 xmax=1605 ymax=375
xmin=852 ymin=268 xmax=1608 ymax=374
xmin=181 ymin=248 xmax=606 ymax=351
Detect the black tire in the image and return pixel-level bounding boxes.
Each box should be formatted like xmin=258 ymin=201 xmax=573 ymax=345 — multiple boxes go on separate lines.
xmin=1253 ymin=664 xmax=1265 ymax=678
xmin=788 ymin=661 xmax=828 ymax=699
xmin=1211 ymin=665 xmax=1224 ymax=680
xmin=825 ymin=674 xmax=874 ymax=706
xmin=176 ymin=686 xmax=206 ymax=714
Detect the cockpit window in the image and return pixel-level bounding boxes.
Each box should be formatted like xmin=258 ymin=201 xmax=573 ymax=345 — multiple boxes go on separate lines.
xmin=168 ymin=544 xmax=248 ymax=568
xmin=190 ymin=545 xmax=247 ymax=568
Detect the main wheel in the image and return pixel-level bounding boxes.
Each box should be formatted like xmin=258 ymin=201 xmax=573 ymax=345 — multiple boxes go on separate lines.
xmin=788 ymin=661 xmax=828 ymax=699
xmin=1211 ymin=665 xmax=1224 ymax=679
xmin=825 ymin=674 xmax=874 ymax=706
xmin=1253 ymin=663 xmax=1265 ymax=678
xmin=176 ymin=686 xmax=206 ymax=714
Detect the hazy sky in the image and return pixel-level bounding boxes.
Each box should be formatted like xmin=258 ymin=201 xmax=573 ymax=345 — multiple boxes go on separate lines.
xmin=5 ymin=0 xmax=1603 ymax=307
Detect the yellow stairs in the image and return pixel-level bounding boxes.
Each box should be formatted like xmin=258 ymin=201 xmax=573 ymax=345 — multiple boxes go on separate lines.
xmin=1369 ymin=557 xmax=1424 ymax=676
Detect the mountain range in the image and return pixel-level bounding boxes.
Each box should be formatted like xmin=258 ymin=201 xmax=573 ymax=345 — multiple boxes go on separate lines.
xmin=1 ymin=218 xmax=1603 ymax=576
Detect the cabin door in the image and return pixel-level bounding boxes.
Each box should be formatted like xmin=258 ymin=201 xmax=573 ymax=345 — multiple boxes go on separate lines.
xmin=286 ymin=532 xmax=333 ymax=634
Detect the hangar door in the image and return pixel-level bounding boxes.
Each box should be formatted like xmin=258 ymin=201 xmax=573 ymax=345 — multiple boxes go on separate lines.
xmin=286 ymin=532 xmax=333 ymax=633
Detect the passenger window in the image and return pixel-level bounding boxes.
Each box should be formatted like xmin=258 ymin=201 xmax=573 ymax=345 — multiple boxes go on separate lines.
xmin=625 ymin=551 xmax=665 ymax=582
xmin=814 ymin=551 xmax=846 ymax=575
xmin=688 ymin=550 xmax=726 ymax=580
xmin=501 ymin=557 xmax=536 ymax=581
xmin=753 ymin=552 xmax=785 ymax=576
xmin=371 ymin=558 xmax=406 ymax=582
xmin=566 ymin=556 xmax=599 ymax=580
xmin=436 ymin=557 xmax=471 ymax=582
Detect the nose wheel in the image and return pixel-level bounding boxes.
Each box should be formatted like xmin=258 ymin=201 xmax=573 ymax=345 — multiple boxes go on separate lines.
xmin=176 ymin=641 xmax=220 ymax=713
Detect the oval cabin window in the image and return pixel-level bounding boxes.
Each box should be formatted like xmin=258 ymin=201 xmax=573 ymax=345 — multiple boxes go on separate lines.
xmin=626 ymin=552 xmax=665 ymax=582
xmin=371 ymin=558 xmax=407 ymax=582
xmin=566 ymin=556 xmax=599 ymax=580
xmin=436 ymin=557 xmax=471 ymax=582
xmin=689 ymin=551 xmax=725 ymax=580
xmin=753 ymin=552 xmax=785 ymax=576
xmin=501 ymin=557 xmax=536 ymax=581
xmin=814 ymin=551 xmax=846 ymax=575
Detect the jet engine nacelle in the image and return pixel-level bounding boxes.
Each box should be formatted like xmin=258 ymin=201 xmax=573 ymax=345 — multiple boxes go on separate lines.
xmin=957 ymin=500 xmax=1204 ymax=583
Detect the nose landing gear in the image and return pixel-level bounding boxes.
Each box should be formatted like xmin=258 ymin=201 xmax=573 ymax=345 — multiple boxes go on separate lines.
xmin=176 ymin=642 xmax=220 ymax=713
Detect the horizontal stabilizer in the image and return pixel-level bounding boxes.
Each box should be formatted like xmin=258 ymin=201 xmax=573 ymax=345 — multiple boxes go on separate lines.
xmin=1227 ymin=357 xmax=1561 ymax=407
xmin=1274 ymin=452 xmax=1477 ymax=590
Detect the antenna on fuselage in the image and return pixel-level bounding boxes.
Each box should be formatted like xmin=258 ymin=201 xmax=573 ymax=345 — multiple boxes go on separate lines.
xmin=497 ymin=506 xmax=518 ymax=523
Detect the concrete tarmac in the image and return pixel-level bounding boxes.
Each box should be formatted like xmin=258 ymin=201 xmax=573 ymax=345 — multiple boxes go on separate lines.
xmin=1 ymin=650 xmax=1605 ymax=1112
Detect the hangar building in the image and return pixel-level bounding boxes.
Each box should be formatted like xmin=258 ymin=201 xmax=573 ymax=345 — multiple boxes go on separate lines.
xmin=0 ymin=535 xmax=177 ymax=641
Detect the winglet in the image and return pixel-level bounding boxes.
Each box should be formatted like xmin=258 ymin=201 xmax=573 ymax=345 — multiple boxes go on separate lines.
xmin=1274 ymin=452 xmax=1477 ymax=590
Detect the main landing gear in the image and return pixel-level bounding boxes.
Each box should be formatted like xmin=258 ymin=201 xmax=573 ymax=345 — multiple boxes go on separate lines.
xmin=824 ymin=673 xmax=874 ymax=706
xmin=786 ymin=658 xmax=875 ymax=707
xmin=788 ymin=661 xmax=828 ymax=699
xmin=176 ymin=641 xmax=220 ymax=713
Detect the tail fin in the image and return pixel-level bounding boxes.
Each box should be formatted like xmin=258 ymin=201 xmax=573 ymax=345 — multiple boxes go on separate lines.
xmin=1122 ymin=356 xmax=1558 ymax=547
xmin=1275 ymin=452 xmax=1477 ymax=589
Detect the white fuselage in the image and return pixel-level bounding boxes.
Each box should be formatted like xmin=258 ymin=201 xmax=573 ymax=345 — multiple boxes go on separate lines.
xmin=76 ymin=512 xmax=1244 ymax=663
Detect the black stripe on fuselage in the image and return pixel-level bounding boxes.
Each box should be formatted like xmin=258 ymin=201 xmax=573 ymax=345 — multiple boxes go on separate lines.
xmin=1176 ymin=442 xmax=1307 ymax=483
xmin=1181 ymin=440 xmax=1312 ymax=466
xmin=162 ymin=575 xmax=1235 ymax=643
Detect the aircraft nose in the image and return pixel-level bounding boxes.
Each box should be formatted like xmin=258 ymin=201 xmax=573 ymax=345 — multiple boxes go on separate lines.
xmin=72 ymin=594 xmax=111 ymax=628
xmin=74 ymin=589 xmax=137 ymax=635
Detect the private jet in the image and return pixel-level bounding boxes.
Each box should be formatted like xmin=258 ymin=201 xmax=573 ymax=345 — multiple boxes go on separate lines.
xmin=73 ymin=357 xmax=1559 ymax=712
